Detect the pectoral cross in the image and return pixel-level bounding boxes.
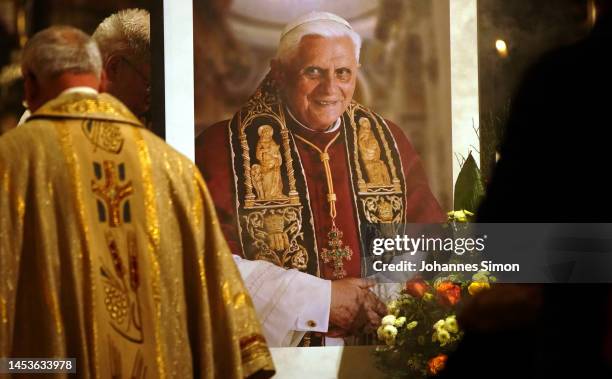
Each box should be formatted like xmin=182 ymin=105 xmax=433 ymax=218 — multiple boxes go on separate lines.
xmin=321 ymin=224 xmax=353 ymax=279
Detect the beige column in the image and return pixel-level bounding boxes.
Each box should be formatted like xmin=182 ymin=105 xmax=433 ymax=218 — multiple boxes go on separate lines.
xmin=450 ymin=0 xmax=480 ymax=199
xmin=163 ymin=0 xmax=195 ymax=161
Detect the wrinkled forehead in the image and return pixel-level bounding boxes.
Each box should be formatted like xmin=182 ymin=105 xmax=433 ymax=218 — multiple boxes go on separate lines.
xmin=291 ymin=35 xmax=357 ymax=64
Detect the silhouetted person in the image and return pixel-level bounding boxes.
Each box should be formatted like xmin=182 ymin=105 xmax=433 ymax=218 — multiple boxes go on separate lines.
xmin=441 ymin=2 xmax=612 ymax=378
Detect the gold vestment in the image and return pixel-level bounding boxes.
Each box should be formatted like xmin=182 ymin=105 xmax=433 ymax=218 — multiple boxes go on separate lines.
xmin=0 ymin=92 xmax=274 ymax=378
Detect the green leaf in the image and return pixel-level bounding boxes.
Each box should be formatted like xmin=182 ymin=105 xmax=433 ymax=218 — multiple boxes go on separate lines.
xmin=454 ymin=152 xmax=485 ymax=213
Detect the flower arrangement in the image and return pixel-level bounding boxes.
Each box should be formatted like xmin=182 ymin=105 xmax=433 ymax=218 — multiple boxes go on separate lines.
xmin=374 ymin=270 xmax=494 ymax=378
xmin=372 ymin=177 xmax=489 ymax=378
xmin=372 ymin=151 xmax=489 ymax=377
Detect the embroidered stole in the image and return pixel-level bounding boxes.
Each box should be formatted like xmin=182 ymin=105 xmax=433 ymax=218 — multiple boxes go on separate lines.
xmin=228 ymin=77 xmax=407 ymax=277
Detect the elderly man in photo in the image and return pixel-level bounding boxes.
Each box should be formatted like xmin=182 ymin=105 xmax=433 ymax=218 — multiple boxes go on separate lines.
xmin=195 ymin=11 xmax=445 ymax=347
xmin=0 ymin=25 xmax=274 ymax=378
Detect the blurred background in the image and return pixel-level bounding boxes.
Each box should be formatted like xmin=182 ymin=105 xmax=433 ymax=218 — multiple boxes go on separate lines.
xmin=477 ymin=0 xmax=594 ymax=182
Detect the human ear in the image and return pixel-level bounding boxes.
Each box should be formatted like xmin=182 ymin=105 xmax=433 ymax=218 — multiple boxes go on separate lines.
xmin=23 ymin=70 xmax=38 ymax=110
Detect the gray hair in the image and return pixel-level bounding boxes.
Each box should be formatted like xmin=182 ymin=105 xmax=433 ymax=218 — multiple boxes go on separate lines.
xmin=93 ymin=8 xmax=150 ymax=65
xmin=22 ymin=26 xmax=102 ymax=80
xmin=276 ymin=20 xmax=362 ymax=64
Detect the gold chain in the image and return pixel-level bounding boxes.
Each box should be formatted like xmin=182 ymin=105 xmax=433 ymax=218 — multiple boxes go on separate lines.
xmin=295 ymin=130 xmax=354 ymax=279
xmin=294 ymin=132 xmax=341 ymax=220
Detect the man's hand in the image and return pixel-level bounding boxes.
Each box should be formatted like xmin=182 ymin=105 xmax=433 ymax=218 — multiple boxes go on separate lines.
xmin=361 ymin=289 xmax=387 ymax=333
xmin=328 ymin=278 xmax=387 ymax=337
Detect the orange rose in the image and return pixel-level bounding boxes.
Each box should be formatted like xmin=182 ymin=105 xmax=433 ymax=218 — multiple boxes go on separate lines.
xmin=428 ymin=354 xmax=448 ymax=375
xmin=436 ymin=281 xmax=461 ymax=307
xmin=404 ymin=277 xmax=429 ymax=298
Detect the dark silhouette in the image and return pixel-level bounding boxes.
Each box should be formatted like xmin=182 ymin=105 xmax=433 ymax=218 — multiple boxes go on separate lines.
xmin=441 ymin=2 xmax=612 ymax=378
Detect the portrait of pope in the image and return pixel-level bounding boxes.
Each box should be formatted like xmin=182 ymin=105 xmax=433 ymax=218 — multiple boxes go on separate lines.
xmin=195 ymin=10 xmax=445 ymax=348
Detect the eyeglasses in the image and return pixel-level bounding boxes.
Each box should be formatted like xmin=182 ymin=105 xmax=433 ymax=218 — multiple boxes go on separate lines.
xmin=121 ymin=57 xmax=150 ymax=94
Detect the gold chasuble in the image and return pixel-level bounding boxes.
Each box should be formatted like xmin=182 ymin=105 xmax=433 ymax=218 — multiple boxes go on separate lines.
xmin=0 ymin=92 xmax=274 ymax=378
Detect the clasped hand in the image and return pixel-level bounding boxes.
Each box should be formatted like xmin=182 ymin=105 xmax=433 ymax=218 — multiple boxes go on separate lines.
xmin=327 ymin=278 xmax=387 ymax=338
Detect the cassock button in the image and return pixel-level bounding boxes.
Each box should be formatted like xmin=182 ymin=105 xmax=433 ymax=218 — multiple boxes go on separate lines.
xmin=307 ymin=320 xmax=317 ymax=328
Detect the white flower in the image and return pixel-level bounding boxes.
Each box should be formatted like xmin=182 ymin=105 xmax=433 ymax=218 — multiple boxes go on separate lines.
xmin=444 ymin=315 xmax=459 ymax=334
xmin=381 ymin=315 xmax=397 ymax=326
xmin=382 ymin=324 xmax=398 ymax=338
xmin=378 ymin=324 xmax=398 ymax=343
xmin=394 ymin=316 xmax=407 ymax=327
xmin=433 ymin=319 xmax=446 ymax=331
xmin=378 ymin=324 xmax=398 ymax=346
xmin=434 ymin=329 xmax=451 ymax=346
xmin=382 ymin=325 xmax=398 ymax=346
xmin=406 ymin=321 xmax=418 ymax=330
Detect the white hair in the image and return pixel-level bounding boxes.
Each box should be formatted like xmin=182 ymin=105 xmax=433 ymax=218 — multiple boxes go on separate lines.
xmin=93 ymin=8 xmax=150 ymax=65
xmin=22 ymin=25 xmax=102 ymax=80
xmin=276 ymin=19 xmax=362 ymax=64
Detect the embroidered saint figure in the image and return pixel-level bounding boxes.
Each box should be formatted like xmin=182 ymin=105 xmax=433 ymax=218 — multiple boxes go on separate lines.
xmin=358 ymin=117 xmax=391 ymax=186
xmin=252 ymin=125 xmax=286 ymax=200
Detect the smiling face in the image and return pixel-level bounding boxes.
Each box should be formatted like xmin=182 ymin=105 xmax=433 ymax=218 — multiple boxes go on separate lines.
xmin=273 ymin=35 xmax=358 ymax=131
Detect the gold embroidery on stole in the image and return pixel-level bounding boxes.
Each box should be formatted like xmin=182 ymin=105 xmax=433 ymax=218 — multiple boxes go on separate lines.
xmin=346 ymin=103 xmax=406 ymax=226
xmin=236 ymin=96 xmax=309 ymax=270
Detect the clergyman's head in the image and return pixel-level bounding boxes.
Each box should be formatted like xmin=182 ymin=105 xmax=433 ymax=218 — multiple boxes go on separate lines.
xmin=21 ymin=25 xmax=102 ymax=112
xmin=93 ymin=8 xmax=150 ymax=117
xmin=271 ymin=12 xmax=362 ymax=131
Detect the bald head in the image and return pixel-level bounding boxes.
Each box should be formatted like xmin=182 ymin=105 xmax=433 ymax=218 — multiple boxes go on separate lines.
xmin=21 ymin=26 xmax=102 ymax=111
